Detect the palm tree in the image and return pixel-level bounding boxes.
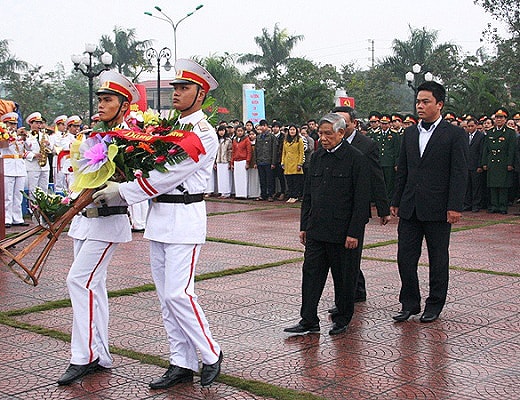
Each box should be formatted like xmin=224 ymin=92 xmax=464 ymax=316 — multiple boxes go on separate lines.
xmin=381 ymin=26 xmax=460 ymax=86
xmin=237 ymin=24 xmax=303 ymax=88
xmin=97 ymin=27 xmax=153 ymax=80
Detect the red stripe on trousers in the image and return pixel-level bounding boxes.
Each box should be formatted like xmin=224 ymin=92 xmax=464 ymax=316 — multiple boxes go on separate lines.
xmin=86 ymin=242 xmax=113 ymax=363
xmin=185 ymin=245 xmax=218 ymax=357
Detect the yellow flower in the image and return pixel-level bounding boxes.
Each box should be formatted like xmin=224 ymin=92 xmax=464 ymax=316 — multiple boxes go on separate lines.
xmin=142 ymin=109 xmax=160 ymax=127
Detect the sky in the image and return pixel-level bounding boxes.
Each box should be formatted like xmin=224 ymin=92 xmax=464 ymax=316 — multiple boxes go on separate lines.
xmin=3 ymin=0 xmax=504 ymax=82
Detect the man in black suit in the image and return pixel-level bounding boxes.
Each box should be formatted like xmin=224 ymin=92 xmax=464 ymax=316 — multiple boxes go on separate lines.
xmin=330 ymin=106 xmax=391 ymax=306
xmin=463 ymin=116 xmax=485 ymax=212
xmin=284 ymin=113 xmax=370 ymax=335
xmin=390 ymin=81 xmax=468 ymax=323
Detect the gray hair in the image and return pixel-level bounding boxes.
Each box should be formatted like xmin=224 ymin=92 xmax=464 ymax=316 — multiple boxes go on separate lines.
xmin=319 ymin=113 xmax=346 ymax=132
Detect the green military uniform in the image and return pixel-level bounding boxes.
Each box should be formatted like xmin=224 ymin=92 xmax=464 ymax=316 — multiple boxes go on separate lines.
xmin=481 ymin=125 xmax=516 ymax=213
xmin=373 ymin=116 xmax=400 ymax=200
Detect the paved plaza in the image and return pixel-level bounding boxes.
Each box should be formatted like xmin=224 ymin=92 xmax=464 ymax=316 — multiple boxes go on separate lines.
xmin=0 ymin=199 xmax=518 ymax=399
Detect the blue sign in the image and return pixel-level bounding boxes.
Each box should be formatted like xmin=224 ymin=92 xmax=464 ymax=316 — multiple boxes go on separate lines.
xmin=244 ymin=89 xmax=265 ymax=124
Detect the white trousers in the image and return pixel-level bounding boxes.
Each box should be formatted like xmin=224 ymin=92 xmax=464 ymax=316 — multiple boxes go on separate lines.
xmin=233 ymin=160 xmax=248 ymax=198
xmin=129 ymin=201 xmax=149 ymax=230
xmin=216 ymin=163 xmax=232 ymax=196
xmin=4 ymin=175 xmax=26 ymax=224
xmin=150 ymin=241 xmax=221 ymax=371
xmin=27 ymin=170 xmax=49 ymax=193
xmin=247 ymin=168 xmax=261 ymax=198
xmin=67 ymin=239 xmax=117 ymax=367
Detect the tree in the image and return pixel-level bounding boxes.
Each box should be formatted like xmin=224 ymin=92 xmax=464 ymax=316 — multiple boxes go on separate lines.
xmin=237 ymin=24 xmax=303 ymax=88
xmin=475 ymin=0 xmax=520 ymax=105
xmin=97 ymin=27 xmax=153 ymax=80
xmin=271 ymin=58 xmax=338 ymax=123
xmin=199 ymin=54 xmax=245 ymax=119
xmin=0 ymin=39 xmax=28 ymax=91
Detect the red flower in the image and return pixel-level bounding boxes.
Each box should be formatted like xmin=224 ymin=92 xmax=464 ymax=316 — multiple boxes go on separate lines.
xmin=168 ymin=148 xmax=179 ymax=155
xmin=125 ymin=145 xmax=135 ymax=153
xmin=155 ymin=155 xmax=166 ymax=163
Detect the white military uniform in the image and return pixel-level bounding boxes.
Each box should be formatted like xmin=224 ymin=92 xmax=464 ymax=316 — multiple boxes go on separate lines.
xmin=54 ymin=131 xmax=76 ymax=191
xmin=24 ymin=130 xmax=51 ymax=193
xmin=0 ymin=128 xmax=27 ymax=225
xmin=119 ymin=109 xmax=221 ymax=371
xmin=66 ymin=121 xmax=132 ymax=368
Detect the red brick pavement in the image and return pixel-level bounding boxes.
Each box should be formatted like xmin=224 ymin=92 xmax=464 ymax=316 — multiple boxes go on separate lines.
xmin=0 ymin=200 xmax=518 ymax=399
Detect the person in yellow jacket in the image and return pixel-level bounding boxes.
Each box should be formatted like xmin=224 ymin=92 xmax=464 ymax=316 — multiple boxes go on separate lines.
xmin=281 ymin=124 xmax=305 ymax=203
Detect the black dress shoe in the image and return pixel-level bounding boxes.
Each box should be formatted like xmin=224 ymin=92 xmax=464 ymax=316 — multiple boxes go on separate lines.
xmin=57 ymin=358 xmax=99 ymax=385
xmin=12 ymin=222 xmax=30 ymax=226
xmin=420 ymin=311 xmax=439 ymax=323
xmin=4 ymin=224 xmax=11 ymax=228
xmin=284 ymin=323 xmax=320 ymax=334
xmin=329 ymin=323 xmax=347 ymax=335
xmin=200 ymin=351 xmax=223 ymax=387
xmin=392 ymin=309 xmax=420 ymax=322
xmin=149 ymin=365 xmax=193 ymax=389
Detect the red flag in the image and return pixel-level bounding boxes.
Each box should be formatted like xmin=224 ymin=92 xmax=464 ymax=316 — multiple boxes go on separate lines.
xmin=338 ymin=97 xmax=355 ymax=108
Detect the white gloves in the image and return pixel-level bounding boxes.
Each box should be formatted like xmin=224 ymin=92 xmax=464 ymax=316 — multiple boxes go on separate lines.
xmin=92 ymin=181 xmax=122 ymax=204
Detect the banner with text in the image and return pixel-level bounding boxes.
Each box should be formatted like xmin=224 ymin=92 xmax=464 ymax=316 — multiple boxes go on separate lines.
xmin=244 ymin=89 xmax=265 ymax=124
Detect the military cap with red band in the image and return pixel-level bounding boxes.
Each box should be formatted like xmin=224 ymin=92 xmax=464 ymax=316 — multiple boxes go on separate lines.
xmin=1 ymin=112 xmax=19 ymax=123
xmin=170 ymin=59 xmax=218 ymax=92
xmin=96 ymin=70 xmax=140 ymax=104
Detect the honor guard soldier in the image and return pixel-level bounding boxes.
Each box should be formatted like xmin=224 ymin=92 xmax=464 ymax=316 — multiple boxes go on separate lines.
xmin=54 ymin=115 xmax=81 ymax=191
xmin=24 ymin=112 xmax=52 ymax=194
xmin=481 ymin=108 xmax=517 ymax=214
xmin=366 ymin=111 xmax=381 ymax=139
xmin=373 ymin=114 xmax=400 ymax=200
xmin=0 ymin=112 xmax=29 ymax=227
xmin=93 ymin=59 xmax=223 ymax=389
xmin=57 ymin=71 xmax=139 ymax=386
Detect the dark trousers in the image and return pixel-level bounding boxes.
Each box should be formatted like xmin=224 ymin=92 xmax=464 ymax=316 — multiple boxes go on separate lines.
xmin=382 ymin=166 xmax=395 ymax=200
xmin=285 ymin=174 xmax=304 ymax=199
xmin=257 ymin=164 xmax=274 ymax=199
xmin=489 ymin=187 xmax=509 ymax=212
xmin=464 ymin=170 xmax=483 ymax=211
xmin=397 ymin=212 xmax=451 ymax=314
xmin=273 ymin=164 xmax=286 ymax=194
xmin=300 ymin=238 xmax=358 ymax=327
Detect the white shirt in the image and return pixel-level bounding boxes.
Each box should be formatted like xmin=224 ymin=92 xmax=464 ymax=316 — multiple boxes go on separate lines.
xmin=418 ymin=116 xmax=442 ymax=157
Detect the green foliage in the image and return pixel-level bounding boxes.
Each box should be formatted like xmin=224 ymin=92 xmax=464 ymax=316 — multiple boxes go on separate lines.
xmin=97 ymin=27 xmax=153 ymax=79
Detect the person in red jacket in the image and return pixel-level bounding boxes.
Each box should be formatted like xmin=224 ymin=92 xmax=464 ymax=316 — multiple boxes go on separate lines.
xmin=231 ymin=125 xmax=252 ymax=199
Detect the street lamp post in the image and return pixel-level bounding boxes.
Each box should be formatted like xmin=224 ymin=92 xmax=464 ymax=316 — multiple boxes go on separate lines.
xmin=145 ymin=47 xmax=172 ymax=112
xmin=144 ymin=4 xmax=204 ymax=61
xmin=405 ymin=64 xmax=433 ymax=112
xmin=71 ymin=44 xmax=113 ymax=123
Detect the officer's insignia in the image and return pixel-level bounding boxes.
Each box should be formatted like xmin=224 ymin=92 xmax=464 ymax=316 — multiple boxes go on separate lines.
xmin=197 ymin=120 xmax=210 ymax=132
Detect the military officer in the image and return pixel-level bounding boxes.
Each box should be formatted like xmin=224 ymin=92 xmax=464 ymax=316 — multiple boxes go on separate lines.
xmin=366 ymin=111 xmax=381 ymax=139
xmin=93 ymin=59 xmax=223 ymax=389
xmin=0 ymin=112 xmax=29 ymax=227
xmin=373 ymin=114 xmax=399 ymax=200
xmin=481 ymin=108 xmax=517 ymax=214
xmin=403 ymin=114 xmax=418 ymax=128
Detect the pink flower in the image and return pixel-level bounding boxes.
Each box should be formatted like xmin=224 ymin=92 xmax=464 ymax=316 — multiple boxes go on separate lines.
xmin=155 ymin=155 xmax=166 ymax=163
xmin=84 ymin=142 xmax=108 ymax=165
xmin=134 ymin=169 xmax=143 ymax=178
xmin=168 ymin=148 xmax=178 ymax=155
xmin=61 ymin=197 xmax=71 ymax=205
